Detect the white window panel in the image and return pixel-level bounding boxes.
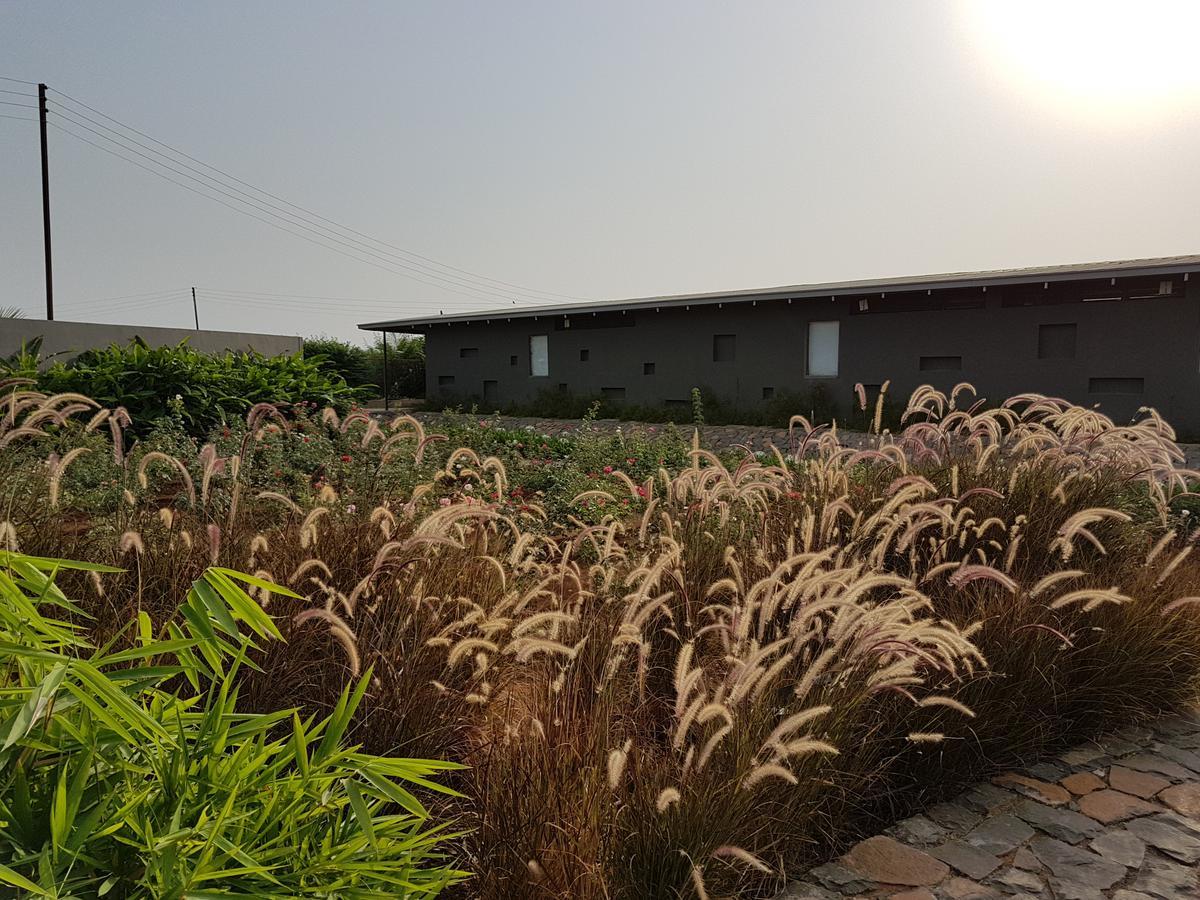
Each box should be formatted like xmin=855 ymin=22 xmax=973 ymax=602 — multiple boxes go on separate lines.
xmin=530 ymin=334 xmax=549 ymax=377
xmin=807 ymin=321 xmax=839 ymax=377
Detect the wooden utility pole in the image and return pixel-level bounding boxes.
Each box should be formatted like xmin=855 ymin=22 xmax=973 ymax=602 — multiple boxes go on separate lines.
xmin=191 ymin=287 xmax=199 ymax=329
xmin=38 ymin=83 xmax=53 ymax=320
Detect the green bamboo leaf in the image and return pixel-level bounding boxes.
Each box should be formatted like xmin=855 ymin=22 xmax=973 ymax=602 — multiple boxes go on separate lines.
xmin=211 ymin=567 xmax=302 ymax=600
xmin=0 ymin=864 xmax=48 ymax=895
xmin=345 ymin=778 xmax=378 ymax=850
xmin=2 ymin=661 xmax=66 ymax=749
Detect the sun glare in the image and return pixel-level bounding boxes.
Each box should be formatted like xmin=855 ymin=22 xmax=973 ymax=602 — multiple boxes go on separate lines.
xmin=966 ymin=1 xmax=1200 ymax=115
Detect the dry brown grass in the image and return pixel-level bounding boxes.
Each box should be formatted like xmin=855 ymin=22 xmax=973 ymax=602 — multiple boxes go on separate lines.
xmin=3 ymin=380 xmax=1200 ymax=897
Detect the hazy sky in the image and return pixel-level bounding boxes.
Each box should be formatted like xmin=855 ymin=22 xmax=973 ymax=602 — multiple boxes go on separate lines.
xmin=3 ymin=2 xmax=1199 ymax=342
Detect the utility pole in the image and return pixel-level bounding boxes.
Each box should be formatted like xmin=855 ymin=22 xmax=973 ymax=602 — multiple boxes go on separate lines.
xmin=191 ymin=287 xmax=199 ymax=329
xmin=38 ymin=83 xmax=53 ymax=321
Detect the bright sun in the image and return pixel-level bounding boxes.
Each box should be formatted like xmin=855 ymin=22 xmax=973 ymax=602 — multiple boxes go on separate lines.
xmin=966 ymin=1 xmax=1200 ymax=114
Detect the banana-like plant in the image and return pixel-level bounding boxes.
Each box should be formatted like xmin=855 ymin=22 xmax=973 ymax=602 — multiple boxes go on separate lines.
xmin=0 ymin=552 xmax=466 ymax=897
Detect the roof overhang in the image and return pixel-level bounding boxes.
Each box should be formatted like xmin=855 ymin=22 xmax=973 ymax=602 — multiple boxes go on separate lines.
xmin=358 ymin=254 xmax=1200 ymax=331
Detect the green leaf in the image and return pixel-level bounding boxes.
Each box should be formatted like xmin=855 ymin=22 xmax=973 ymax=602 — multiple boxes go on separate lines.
xmin=0 ymin=863 xmax=48 ymax=895
xmin=2 ymin=661 xmax=66 ymax=749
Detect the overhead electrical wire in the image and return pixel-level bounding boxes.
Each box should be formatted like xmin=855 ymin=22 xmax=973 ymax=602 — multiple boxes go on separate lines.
xmin=47 ymin=119 xmax=522 ymax=306
xmin=48 ymin=87 xmax=584 ymax=304
xmin=40 ymin=87 xmax=585 ymax=309
xmin=0 ymin=114 xmax=34 ymax=122
xmin=49 ymin=103 xmax=522 ymax=304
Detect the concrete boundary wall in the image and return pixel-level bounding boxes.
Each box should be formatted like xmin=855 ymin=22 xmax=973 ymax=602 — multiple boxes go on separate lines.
xmin=0 ymin=319 xmax=302 ymax=364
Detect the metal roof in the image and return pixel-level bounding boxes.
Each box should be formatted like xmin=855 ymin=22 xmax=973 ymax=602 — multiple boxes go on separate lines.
xmin=358 ymin=254 xmax=1200 ymax=331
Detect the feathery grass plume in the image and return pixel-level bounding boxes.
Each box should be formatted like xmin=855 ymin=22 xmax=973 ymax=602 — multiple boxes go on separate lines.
xmin=207 ymin=523 xmax=221 ymax=564
xmin=712 ymin=845 xmax=771 ymax=873
xmin=607 ymin=738 xmax=633 ymax=790
xmin=119 ymin=531 xmax=145 ymax=555
xmin=656 ymin=787 xmax=682 ymax=813
xmin=48 ymin=446 xmax=90 ymax=508
xmin=0 ymin=521 xmax=18 ymax=552
xmin=907 ymin=732 xmax=945 ymax=743
xmin=294 ymin=607 xmax=361 ymax=675
xmin=137 ymin=451 xmax=197 ymax=507
xmin=257 ymin=490 xmax=303 ymax=515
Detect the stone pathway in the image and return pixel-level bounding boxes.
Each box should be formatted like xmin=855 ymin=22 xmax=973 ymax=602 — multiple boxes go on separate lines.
xmin=402 ymin=412 xmax=1200 ymax=468
xmin=781 ymin=711 xmax=1200 ymax=899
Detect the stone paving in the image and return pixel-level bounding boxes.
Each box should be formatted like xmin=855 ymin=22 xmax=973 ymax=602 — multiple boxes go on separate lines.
xmin=779 ymin=711 xmax=1200 ymax=899
xmin=406 ymin=412 xmax=1200 ymax=468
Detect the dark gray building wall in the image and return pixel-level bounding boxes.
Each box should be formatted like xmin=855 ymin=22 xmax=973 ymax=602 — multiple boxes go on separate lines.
xmin=420 ymin=278 xmax=1200 ymax=433
xmin=0 ymin=319 xmax=303 ymax=366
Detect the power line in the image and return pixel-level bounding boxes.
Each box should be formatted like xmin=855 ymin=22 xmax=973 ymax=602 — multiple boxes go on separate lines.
xmin=0 ymin=113 xmax=34 ymax=122
xmin=47 ymin=120 xmax=520 ymax=305
xmin=63 ymin=292 xmax=192 ymax=313
xmin=46 ymin=102 xmax=549 ymax=305
xmin=0 ymin=100 xmax=36 ymax=109
xmin=47 ymin=87 xmax=586 ymax=303
xmin=0 ymin=76 xmax=37 ymax=85
xmin=197 ymin=286 xmax=498 ymax=310
xmin=48 ymin=111 xmax=519 ymax=305
xmin=0 ymin=89 xmax=36 ymax=97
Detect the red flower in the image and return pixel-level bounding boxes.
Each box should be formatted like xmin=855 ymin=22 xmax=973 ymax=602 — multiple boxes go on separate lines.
xmin=341 ymin=455 xmax=352 ymax=462
xmin=603 ymin=465 xmax=613 ymax=474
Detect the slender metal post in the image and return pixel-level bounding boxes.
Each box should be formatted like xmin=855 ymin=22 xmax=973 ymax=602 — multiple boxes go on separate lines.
xmin=191 ymin=286 xmax=199 ymax=329
xmin=381 ymin=330 xmax=390 ymax=411
xmin=38 ymin=83 xmax=53 ymax=320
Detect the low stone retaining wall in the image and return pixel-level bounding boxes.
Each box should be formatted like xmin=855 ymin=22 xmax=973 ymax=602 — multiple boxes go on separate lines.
xmin=781 ymin=712 xmax=1200 ymax=898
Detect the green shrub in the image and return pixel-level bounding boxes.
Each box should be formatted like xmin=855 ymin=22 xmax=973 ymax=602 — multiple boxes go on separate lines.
xmin=304 ymin=335 xmax=425 ymax=400
xmin=36 ymin=338 xmax=364 ymax=437
xmin=0 ymin=552 xmax=464 ymax=897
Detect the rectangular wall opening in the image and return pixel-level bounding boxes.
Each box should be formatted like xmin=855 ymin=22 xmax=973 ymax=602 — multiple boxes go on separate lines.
xmin=919 ymin=355 xmax=963 ymax=371
xmin=762 ymin=386 xmax=775 ymax=400
xmin=459 ymin=347 xmax=479 ymax=358
xmin=713 ymin=334 xmax=736 ymax=362
xmin=530 ymin=334 xmax=549 ymax=377
xmin=482 ymin=380 xmax=498 ymax=403
xmin=1089 ymin=377 xmax=1144 ymax=394
xmin=437 ymin=375 xmax=455 ymax=387
xmin=580 ymin=349 xmax=590 ymax=362
xmin=601 ymin=387 xmax=626 ymax=399
xmin=1038 ymin=323 xmax=1077 ymax=359
xmin=807 ymin=321 xmax=839 ymax=376
xmin=509 ymin=355 xmax=518 ymax=366
xmin=643 ymin=362 xmax=655 ymax=375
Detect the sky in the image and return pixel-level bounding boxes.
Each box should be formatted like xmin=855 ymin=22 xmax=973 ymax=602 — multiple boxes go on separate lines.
xmin=2 ymin=1 xmax=1199 ymax=343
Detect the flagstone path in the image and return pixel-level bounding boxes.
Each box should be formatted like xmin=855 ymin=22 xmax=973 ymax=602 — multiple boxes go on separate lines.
xmin=780 ymin=711 xmax=1200 ymax=899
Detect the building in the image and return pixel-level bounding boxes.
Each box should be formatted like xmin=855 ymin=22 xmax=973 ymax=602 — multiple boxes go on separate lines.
xmin=360 ymin=255 xmax=1200 ymax=434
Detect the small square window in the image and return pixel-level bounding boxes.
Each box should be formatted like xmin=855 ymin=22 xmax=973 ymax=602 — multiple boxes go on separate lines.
xmin=919 ymin=356 xmax=963 ymax=371
xmin=558 ymin=383 xmax=568 ymax=393
xmin=1038 ymin=323 xmax=1077 ymax=359
xmin=459 ymin=347 xmax=479 ymax=358
xmin=509 ymin=355 xmax=518 ymax=366
xmin=643 ymin=362 xmax=655 ymax=375
xmin=580 ymin=349 xmax=590 ymax=362
xmin=762 ymin=386 xmax=775 ymax=400
xmin=1089 ymin=377 xmax=1144 ymax=394
xmin=713 ymin=334 xmax=736 ymax=362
